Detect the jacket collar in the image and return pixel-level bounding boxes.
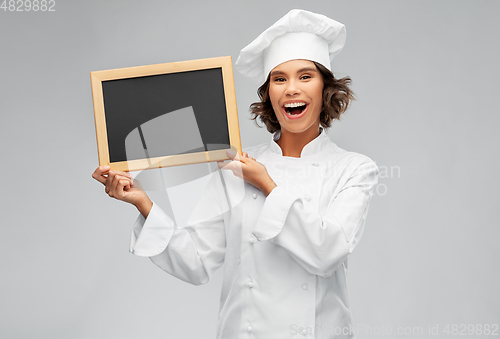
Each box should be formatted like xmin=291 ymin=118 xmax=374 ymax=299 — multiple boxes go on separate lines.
xmin=269 ymin=126 xmax=328 ymax=158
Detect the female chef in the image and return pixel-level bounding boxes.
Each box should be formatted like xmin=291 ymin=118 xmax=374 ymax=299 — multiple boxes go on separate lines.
xmin=92 ymin=9 xmax=379 ymax=339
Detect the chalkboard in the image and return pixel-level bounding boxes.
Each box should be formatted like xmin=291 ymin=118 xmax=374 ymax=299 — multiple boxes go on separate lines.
xmin=90 ymin=56 xmax=241 ymax=172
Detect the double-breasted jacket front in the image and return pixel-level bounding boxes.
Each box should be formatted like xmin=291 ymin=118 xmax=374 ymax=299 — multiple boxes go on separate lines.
xmin=130 ymin=129 xmax=379 ymax=338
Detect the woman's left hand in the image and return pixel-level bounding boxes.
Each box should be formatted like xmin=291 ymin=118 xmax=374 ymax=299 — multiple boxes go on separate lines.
xmin=218 ymin=151 xmax=277 ymax=196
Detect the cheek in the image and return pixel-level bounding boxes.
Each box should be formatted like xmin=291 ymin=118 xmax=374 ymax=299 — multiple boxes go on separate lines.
xmin=312 ymin=85 xmax=324 ymax=110
xmin=268 ymin=88 xmax=282 ymax=110
xmin=309 ymin=85 xmax=324 ymax=119
xmin=268 ymin=86 xmax=278 ymax=103
xmin=312 ymin=82 xmax=324 ymax=100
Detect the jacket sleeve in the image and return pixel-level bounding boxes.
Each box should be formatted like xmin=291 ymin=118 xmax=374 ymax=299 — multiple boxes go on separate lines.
xmin=129 ymin=171 xmax=228 ymax=286
xmin=251 ymin=159 xmax=379 ymax=278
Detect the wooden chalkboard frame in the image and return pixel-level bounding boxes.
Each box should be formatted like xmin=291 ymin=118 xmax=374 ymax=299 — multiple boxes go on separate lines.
xmin=90 ymin=56 xmax=242 ymax=172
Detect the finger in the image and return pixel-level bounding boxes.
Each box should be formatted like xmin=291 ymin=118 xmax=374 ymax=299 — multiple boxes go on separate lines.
xmin=110 ymin=175 xmax=131 ymax=198
xmin=115 ymin=174 xmax=133 ymax=189
xmin=106 ymin=171 xmax=132 ymax=195
xmin=217 ymin=158 xmax=244 ymax=169
xmin=123 ymin=178 xmax=131 ymax=190
xmin=92 ymin=165 xmax=110 ymax=185
xmin=242 ymin=152 xmax=248 ymax=158
xmin=109 ymin=173 xmax=121 ymax=197
xmin=116 ymin=179 xmax=131 ymax=199
xmin=217 ymin=161 xmax=229 ymax=170
xmin=110 ymin=169 xmax=132 ymax=178
xmin=232 ymin=152 xmax=249 ymax=164
xmin=105 ymin=170 xmax=117 ymax=194
xmin=218 ymin=160 xmax=244 ymax=178
xmin=218 ymin=160 xmax=234 ymax=170
xmin=227 ymin=149 xmax=246 ymax=161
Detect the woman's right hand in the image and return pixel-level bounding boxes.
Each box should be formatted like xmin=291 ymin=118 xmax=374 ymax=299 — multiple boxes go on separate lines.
xmin=92 ymin=165 xmax=153 ymax=217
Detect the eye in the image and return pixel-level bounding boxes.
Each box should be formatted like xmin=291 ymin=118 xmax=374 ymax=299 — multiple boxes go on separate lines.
xmin=300 ymin=75 xmax=311 ymax=80
xmin=273 ymin=77 xmax=285 ymax=82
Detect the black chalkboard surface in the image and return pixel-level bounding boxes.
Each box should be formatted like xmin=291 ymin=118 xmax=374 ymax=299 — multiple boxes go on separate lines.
xmin=90 ymin=56 xmax=241 ymax=172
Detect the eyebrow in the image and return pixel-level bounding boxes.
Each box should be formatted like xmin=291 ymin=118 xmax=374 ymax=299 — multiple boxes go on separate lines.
xmin=270 ymin=67 xmax=318 ymax=77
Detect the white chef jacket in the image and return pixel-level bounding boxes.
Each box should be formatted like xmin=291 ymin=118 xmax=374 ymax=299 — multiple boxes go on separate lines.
xmin=130 ymin=129 xmax=379 ymax=339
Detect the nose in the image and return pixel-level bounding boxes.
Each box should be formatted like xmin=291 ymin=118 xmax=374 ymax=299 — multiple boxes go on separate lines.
xmin=285 ymin=79 xmax=301 ymax=96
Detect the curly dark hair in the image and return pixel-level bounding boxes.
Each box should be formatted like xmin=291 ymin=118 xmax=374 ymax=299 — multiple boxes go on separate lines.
xmin=249 ymin=61 xmax=355 ymax=133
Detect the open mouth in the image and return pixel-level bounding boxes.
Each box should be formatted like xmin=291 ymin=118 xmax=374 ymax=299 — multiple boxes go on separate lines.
xmin=283 ymin=102 xmax=307 ymax=116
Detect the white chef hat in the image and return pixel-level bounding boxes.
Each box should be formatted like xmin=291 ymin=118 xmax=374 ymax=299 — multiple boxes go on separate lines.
xmin=235 ymin=9 xmax=346 ymax=84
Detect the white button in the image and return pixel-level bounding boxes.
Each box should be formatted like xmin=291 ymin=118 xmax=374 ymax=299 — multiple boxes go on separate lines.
xmin=248 ymin=281 xmax=253 ymax=288
xmin=304 ymin=195 xmax=311 ymax=201
xmin=312 ymin=162 xmax=319 ymax=166
xmin=252 ymin=193 xmax=257 ymax=199
xmin=258 ymin=237 xmax=263 ymax=241
xmin=302 ymin=284 xmax=308 ymax=290
xmin=300 ymin=328 xmax=307 ymax=335
xmin=247 ymin=325 xmax=253 ymax=333
xmin=249 ymin=238 xmax=254 ymax=244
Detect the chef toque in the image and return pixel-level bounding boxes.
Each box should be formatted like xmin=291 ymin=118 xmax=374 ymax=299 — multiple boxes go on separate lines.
xmin=235 ymin=9 xmax=346 ymax=84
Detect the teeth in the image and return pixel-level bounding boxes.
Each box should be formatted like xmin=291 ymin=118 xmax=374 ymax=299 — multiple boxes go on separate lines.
xmin=284 ymin=102 xmax=306 ymax=108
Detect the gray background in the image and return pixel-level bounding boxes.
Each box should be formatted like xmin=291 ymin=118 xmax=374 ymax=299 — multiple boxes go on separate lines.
xmin=1 ymin=0 xmax=499 ymax=338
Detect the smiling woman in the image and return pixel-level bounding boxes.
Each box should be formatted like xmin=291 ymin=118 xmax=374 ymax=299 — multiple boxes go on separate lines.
xmin=268 ymin=60 xmax=326 ymax=157
xmin=92 ymin=8 xmax=379 ymax=339
xmin=271 ymin=60 xmax=324 ymax=127
xmin=250 ymin=60 xmax=354 ymax=135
